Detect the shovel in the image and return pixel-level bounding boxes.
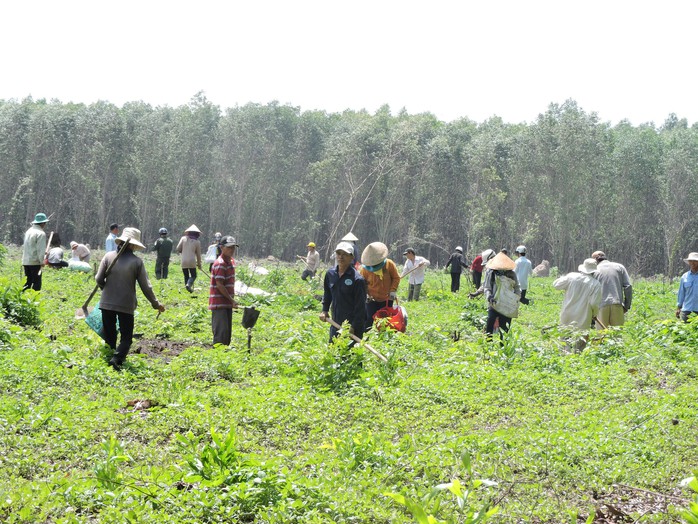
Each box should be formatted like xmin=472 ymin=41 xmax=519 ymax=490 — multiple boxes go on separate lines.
xmin=324 ymin=317 xmax=388 ymax=363
xmin=241 ymin=306 xmax=260 ymax=349
xmin=75 ymin=238 xmax=131 ymax=320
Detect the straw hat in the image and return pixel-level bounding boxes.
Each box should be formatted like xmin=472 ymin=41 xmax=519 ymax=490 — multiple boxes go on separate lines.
xmin=116 ymin=227 xmax=146 ymax=250
xmin=486 ymin=252 xmax=515 ymax=271
xmin=578 ymin=258 xmax=598 ymax=274
xmin=70 ymin=241 xmax=78 ymax=249
xmin=342 ymin=232 xmax=359 ymax=242
xmin=184 ymin=224 xmax=201 ymax=234
xmin=361 ymin=242 xmax=389 ymax=267
xmin=684 ymin=252 xmax=698 ymax=263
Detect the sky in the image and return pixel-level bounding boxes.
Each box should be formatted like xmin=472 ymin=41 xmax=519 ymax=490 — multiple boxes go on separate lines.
xmin=2 ymin=0 xmax=696 ymax=126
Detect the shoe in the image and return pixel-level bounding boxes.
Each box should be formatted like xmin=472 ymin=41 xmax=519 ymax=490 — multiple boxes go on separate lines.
xmin=108 ymin=358 xmax=122 ymax=371
xmin=185 ymin=284 xmax=192 ymax=293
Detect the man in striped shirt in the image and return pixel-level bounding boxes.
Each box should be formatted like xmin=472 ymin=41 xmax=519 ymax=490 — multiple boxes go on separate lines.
xmin=209 ymin=236 xmax=239 ymax=345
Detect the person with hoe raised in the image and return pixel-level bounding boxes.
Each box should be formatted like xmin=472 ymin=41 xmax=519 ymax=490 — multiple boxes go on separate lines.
xmin=360 ymin=242 xmax=401 ymax=332
xmin=319 ymin=242 xmax=366 ymax=342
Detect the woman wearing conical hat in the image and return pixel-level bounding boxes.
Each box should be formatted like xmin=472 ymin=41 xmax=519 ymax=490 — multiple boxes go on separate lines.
xmin=176 ymin=225 xmax=203 ymax=292
xmin=483 ymin=251 xmax=521 ymax=340
xmin=359 ymin=242 xmax=401 ymax=333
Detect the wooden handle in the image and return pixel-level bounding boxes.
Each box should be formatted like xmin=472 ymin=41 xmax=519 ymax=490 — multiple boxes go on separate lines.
xmin=324 ymin=317 xmax=388 ymax=362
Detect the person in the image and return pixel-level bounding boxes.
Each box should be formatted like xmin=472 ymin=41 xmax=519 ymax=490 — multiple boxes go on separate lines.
xmin=591 ymin=250 xmax=633 ymax=328
xmin=95 ymin=227 xmax=165 ymax=371
xmin=514 ymin=245 xmax=533 ymax=305
xmin=46 ymin=233 xmax=69 ymax=268
xmin=209 ymin=236 xmax=239 ymax=345
xmin=105 ymin=223 xmax=119 ymax=252
xmin=676 ymin=252 xmax=698 ymax=322
xmin=469 ymin=249 xmax=496 ymax=298
xmin=470 ymin=252 xmax=484 ymax=289
xmin=70 ymin=241 xmax=91 ymax=262
xmin=359 ymin=242 xmax=401 ymax=332
xmin=553 ymin=258 xmax=603 ymax=350
xmin=22 ymin=213 xmax=49 ymax=291
xmin=205 ymin=232 xmax=223 ymax=272
xmin=483 ymin=251 xmax=521 ymax=339
xmin=445 ymin=246 xmax=468 ymax=292
xmin=319 ymin=242 xmax=367 ymax=342
xmin=401 ymin=248 xmax=430 ymax=301
xmin=500 ymin=248 xmax=509 ymax=256
xmin=300 ymin=242 xmax=321 ymax=280
xmin=177 ymin=224 xmax=203 ymax=292
xmin=152 ymin=228 xmax=174 ymax=279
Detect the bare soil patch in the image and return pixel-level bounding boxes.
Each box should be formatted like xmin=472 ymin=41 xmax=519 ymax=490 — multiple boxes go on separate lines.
xmin=133 ymin=338 xmax=195 ymax=361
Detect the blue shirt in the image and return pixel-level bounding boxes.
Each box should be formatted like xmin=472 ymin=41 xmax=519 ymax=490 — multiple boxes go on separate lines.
xmin=677 ymin=270 xmax=698 ymax=312
xmin=322 ymin=264 xmax=367 ymax=338
xmin=105 ymin=232 xmax=118 ymax=252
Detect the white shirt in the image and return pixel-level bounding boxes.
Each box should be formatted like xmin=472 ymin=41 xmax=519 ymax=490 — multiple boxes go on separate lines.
xmin=515 ymin=256 xmax=533 ymax=290
xmin=306 ymin=250 xmax=320 ymax=271
xmin=553 ymin=272 xmax=602 ymax=330
xmin=403 ymin=256 xmax=430 ymax=285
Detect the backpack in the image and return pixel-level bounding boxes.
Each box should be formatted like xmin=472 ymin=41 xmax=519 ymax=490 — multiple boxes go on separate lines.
xmin=493 ymin=273 xmax=520 ymax=318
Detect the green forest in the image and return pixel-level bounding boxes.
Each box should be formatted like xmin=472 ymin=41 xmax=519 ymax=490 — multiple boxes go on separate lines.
xmin=1 ymin=95 xmax=696 ymax=275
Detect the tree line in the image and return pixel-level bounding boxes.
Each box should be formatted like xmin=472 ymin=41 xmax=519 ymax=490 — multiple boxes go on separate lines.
xmin=1 ymin=94 xmax=696 ymax=276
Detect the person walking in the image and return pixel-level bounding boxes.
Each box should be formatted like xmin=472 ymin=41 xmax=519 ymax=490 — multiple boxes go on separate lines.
xmin=152 ymin=228 xmax=174 ymax=279
xmin=591 ymin=250 xmax=632 ymax=328
xmin=360 ymin=242 xmax=401 ymax=332
xmin=22 ymin=213 xmax=50 ymax=291
xmin=470 ymin=252 xmax=484 ymax=290
xmin=209 ymin=236 xmax=239 ymax=345
xmin=469 ymin=249 xmax=496 ymax=298
xmin=319 ymin=242 xmax=367 ymax=342
xmin=300 ymin=242 xmax=321 ymax=280
xmin=445 ymin=246 xmax=468 ymax=292
xmin=553 ymin=258 xmax=603 ymax=350
xmin=177 ymin=225 xmax=203 ymax=292
xmin=105 ymin=223 xmax=119 ymax=252
xmin=676 ymin=252 xmax=698 ymax=322
xmin=401 ymin=248 xmax=430 ymax=301
xmin=514 ymin=245 xmax=533 ymax=305
xmin=483 ymin=251 xmax=520 ymax=340
xmin=95 ymin=228 xmax=165 ymax=371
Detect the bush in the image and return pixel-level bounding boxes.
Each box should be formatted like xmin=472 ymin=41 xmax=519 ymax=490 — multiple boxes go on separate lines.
xmin=0 ymin=281 xmax=42 ymax=327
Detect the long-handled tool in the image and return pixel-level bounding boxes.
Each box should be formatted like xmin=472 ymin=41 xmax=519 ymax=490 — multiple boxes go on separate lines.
xmin=37 ymin=231 xmax=54 ymax=277
xmin=241 ymin=306 xmax=260 ymax=349
xmin=75 ymin=239 xmax=131 ymax=320
xmin=400 ymin=261 xmax=425 ymax=279
xmin=324 ymin=317 xmax=388 ymax=362
xmin=595 ymin=316 xmax=608 ymax=330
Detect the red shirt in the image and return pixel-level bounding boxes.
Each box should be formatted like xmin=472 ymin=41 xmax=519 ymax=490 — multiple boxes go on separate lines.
xmin=208 ymin=255 xmax=235 ymax=310
xmin=471 ymin=255 xmax=484 ymax=273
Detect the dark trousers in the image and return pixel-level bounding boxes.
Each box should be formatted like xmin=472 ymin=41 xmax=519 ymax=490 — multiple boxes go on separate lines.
xmin=101 ymin=309 xmax=135 ymax=364
xmin=486 ymin=307 xmax=512 ymax=339
xmin=212 ymin=308 xmax=233 ymax=345
xmin=23 ymin=265 xmax=42 ymax=291
xmin=520 ymin=289 xmax=530 ymax=305
xmin=365 ymin=300 xmax=393 ymax=332
xmin=301 ymin=269 xmax=316 ymax=281
xmin=183 ymin=268 xmax=197 ymax=286
xmin=155 ymin=257 xmax=170 ymax=279
xmin=472 ymin=271 xmax=482 ymax=289
xmin=450 ymin=273 xmax=461 ymax=292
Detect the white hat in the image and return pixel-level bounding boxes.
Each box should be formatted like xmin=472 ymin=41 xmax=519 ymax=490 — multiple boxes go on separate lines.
xmin=455 ymin=246 xmax=463 ymax=253
xmin=70 ymin=241 xmax=78 ymax=248
xmin=335 ymin=241 xmax=354 ymax=255
xmin=481 ymin=249 xmax=495 ymax=262
xmin=516 ymin=245 xmax=526 ymax=254
xmin=341 ymin=232 xmax=359 ymax=242
xmin=116 ymin=227 xmax=146 ymax=250
xmin=362 ymin=242 xmax=389 ymax=267
xmin=184 ymin=224 xmax=201 ymax=234
xmin=578 ymin=258 xmax=598 ymax=274
xmin=684 ymin=252 xmax=698 ymax=263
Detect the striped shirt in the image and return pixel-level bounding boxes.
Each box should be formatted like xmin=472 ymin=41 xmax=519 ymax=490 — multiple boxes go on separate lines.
xmin=208 ymin=255 xmax=235 ymax=310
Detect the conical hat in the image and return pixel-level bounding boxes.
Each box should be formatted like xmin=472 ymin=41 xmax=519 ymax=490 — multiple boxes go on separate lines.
xmin=361 ymin=242 xmax=389 ymax=267
xmin=486 ymin=252 xmax=515 ymax=271
xmin=342 ymin=232 xmax=359 ymax=242
xmin=184 ymin=224 xmax=201 ymax=233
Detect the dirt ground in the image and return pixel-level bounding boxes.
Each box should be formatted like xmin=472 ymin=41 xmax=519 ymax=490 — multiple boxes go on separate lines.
xmin=133 ymin=338 xmax=198 ymax=361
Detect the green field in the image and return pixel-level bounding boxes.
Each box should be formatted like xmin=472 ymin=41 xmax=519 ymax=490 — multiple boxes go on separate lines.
xmin=1 ymin=247 xmax=697 ymax=523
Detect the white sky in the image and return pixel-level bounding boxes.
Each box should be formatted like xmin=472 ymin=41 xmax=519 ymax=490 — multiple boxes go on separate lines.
xmin=2 ymin=0 xmax=695 ymax=126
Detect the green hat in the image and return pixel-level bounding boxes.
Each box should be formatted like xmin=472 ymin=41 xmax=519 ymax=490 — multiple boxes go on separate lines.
xmin=32 ymin=213 xmax=49 ymax=224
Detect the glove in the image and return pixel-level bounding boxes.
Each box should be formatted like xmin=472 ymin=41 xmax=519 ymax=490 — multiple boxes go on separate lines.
xmin=389 ymin=291 xmax=397 ymax=300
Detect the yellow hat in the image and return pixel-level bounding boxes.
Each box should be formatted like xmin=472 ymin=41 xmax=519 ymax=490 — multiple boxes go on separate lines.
xmin=307 ymin=242 xmax=316 ymax=248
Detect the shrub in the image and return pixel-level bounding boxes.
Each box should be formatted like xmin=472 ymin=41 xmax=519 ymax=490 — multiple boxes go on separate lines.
xmin=0 ymin=281 xmax=42 ymax=327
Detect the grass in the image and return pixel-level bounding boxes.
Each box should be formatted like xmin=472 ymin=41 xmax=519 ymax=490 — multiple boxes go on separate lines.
xmin=0 ymin=247 xmax=696 ymax=523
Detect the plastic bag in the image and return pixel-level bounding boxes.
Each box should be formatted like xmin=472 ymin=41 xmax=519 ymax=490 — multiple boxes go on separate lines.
xmin=373 ymin=300 xmax=408 ymax=332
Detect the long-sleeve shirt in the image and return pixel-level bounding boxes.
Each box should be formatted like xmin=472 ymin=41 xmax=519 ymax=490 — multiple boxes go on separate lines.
xmin=595 ymin=260 xmax=632 ymax=310
xmin=515 ymin=256 xmax=533 ymax=290
xmin=105 ymin=232 xmax=118 ymax=252
xmin=176 ymin=236 xmax=202 ymax=269
xmin=553 ymin=272 xmax=602 ymax=330
xmin=360 ymin=259 xmax=401 ymax=302
xmin=322 ymin=265 xmax=366 ymax=336
xmin=96 ymin=250 xmax=160 ymax=314
xmin=402 ymin=256 xmax=430 ymax=285
xmin=445 ymin=252 xmax=468 ymax=274
xmin=471 ymin=255 xmax=484 ymax=274
xmin=677 ymin=270 xmax=698 ymax=312
xmin=305 ymin=250 xmax=320 ymax=271
xmin=153 ymin=237 xmax=174 ymax=258
xmin=22 ymin=225 xmax=47 ymax=265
